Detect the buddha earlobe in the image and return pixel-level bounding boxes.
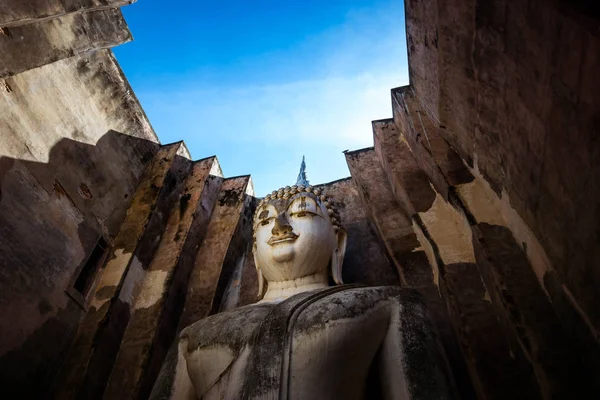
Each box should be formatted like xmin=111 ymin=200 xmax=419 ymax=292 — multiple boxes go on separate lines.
xmin=331 ymin=228 xmax=347 ymax=285
xmin=256 ymin=269 xmax=265 ymax=299
xmin=253 ymin=244 xmax=266 ymax=299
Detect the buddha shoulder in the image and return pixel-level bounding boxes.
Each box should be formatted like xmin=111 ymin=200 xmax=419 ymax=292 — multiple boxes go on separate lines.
xmin=291 ymin=286 xmax=425 ymax=328
xmin=180 ymin=303 xmax=273 ymax=351
xmin=179 ymin=286 xmax=424 ymax=350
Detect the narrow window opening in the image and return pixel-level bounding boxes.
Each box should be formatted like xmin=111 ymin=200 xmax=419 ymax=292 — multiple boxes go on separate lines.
xmin=73 ymin=237 xmax=109 ymax=297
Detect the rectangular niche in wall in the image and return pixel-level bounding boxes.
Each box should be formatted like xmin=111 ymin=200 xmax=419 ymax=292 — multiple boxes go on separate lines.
xmin=67 ymin=237 xmax=110 ymax=307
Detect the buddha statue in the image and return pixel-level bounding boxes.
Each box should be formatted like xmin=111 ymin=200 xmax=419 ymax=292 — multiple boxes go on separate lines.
xmin=151 ymin=162 xmax=455 ymax=400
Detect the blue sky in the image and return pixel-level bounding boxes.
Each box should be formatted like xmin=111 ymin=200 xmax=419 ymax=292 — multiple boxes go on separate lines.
xmin=114 ymin=0 xmax=408 ymax=196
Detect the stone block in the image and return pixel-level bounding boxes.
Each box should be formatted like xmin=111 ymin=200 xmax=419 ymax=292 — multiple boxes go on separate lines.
xmin=434 ymin=0 xmax=478 ymax=162
xmin=0 ymin=8 xmax=131 ymax=78
xmin=414 ymin=283 xmax=477 ymax=400
xmin=104 ymin=157 xmax=223 ymax=400
xmin=407 ymin=177 xmax=539 ymax=399
xmin=543 ymin=270 xmax=600 ymax=380
xmin=232 ymin=241 xmax=260 ymax=308
xmin=210 ymin=192 xmax=256 ymax=315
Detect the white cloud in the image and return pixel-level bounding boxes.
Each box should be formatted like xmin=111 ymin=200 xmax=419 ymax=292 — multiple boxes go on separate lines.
xmin=135 ymin=1 xmax=408 ymax=195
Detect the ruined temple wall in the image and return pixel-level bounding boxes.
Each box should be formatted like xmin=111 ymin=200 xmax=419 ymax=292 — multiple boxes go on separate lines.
xmin=0 ymin=3 xmax=163 ymax=397
xmin=375 ymin=1 xmax=600 ymax=396
xmin=0 ymin=0 xmax=136 ymax=27
xmin=344 ymin=83 xmax=600 ymax=398
xmin=405 ymin=0 xmax=600 ymax=340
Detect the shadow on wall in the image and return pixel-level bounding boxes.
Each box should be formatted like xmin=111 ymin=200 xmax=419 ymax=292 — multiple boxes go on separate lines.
xmin=0 ymin=130 xmax=159 ymax=399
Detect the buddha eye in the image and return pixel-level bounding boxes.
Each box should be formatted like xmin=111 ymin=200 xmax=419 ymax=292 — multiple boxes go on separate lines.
xmin=258 ymin=210 xmax=269 ymax=219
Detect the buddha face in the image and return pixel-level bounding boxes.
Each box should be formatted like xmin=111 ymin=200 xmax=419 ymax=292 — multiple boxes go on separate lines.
xmin=253 ymin=192 xmax=342 ymax=283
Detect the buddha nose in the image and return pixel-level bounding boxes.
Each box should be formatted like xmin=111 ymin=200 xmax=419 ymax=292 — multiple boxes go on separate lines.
xmin=272 ymin=213 xmax=293 ymax=236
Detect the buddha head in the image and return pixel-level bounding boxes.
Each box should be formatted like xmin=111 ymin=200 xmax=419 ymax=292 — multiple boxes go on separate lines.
xmin=252 ymin=184 xmax=347 ymax=300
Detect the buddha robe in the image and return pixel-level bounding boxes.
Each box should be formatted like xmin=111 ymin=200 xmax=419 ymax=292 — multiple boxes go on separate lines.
xmin=150 ymin=286 xmax=456 ymax=400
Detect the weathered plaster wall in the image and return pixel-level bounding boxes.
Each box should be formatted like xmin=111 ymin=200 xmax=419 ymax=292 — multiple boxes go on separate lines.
xmin=179 ymin=176 xmax=255 ymax=329
xmin=0 ymin=8 xmax=131 ymax=78
xmin=0 ymin=134 xmax=158 ymax=398
xmin=1 ymin=49 xmax=156 ymax=163
xmin=0 ymin=0 xmax=135 ymax=27
xmin=0 ymin=10 xmax=158 ymax=395
xmin=389 ymin=80 xmax=600 ymax=398
xmin=405 ymin=0 xmax=600 ymax=341
xmin=52 ymin=144 xmax=191 ymax=400
xmin=346 ymin=147 xmax=419 ymax=286
xmin=105 ymin=158 xmax=224 ymax=400
xmin=343 ymin=3 xmax=600 ymax=397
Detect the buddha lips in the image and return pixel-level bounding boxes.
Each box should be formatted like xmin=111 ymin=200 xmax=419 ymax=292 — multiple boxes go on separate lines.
xmin=268 ymin=232 xmax=299 ymax=245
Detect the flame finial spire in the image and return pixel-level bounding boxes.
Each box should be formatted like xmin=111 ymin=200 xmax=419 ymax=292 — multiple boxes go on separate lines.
xmin=296 ymin=156 xmax=310 ymax=187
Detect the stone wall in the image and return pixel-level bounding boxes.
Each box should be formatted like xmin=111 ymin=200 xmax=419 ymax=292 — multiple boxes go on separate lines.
xmin=0 ymin=0 xmax=135 ymax=27
xmin=0 ymin=8 xmax=132 ymax=78
xmin=0 ymin=2 xmax=160 ymax=398
xmin=337 ymin=76 xmax=600 ymax=398
xmin=315 ymin=2 xmax=600 ymax=397
xmin=406 ymin=0 xmax=600 ymax=337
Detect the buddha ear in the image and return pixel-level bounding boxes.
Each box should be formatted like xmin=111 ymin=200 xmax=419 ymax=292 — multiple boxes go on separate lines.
xmin=253 ymin=243 xmax=266 ymax=299
xmin=331 ymin=227 xmax=347 ymax=285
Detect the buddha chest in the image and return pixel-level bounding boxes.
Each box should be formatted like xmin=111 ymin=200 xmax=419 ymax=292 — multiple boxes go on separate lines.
xmin=182 ymin=287 xmax=410 ymax=400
